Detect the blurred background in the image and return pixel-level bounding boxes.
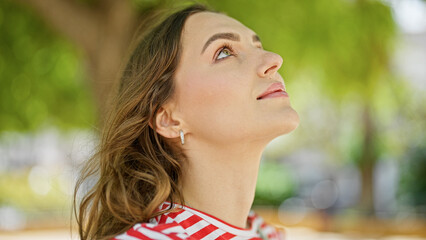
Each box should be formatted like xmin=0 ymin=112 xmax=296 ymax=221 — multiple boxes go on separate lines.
xmin=0 ymin=0 xmax=425 ymax=239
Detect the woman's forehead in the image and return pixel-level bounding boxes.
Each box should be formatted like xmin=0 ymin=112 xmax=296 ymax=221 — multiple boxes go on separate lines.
xmin=181 ymin=12 xmax=255 ymax=47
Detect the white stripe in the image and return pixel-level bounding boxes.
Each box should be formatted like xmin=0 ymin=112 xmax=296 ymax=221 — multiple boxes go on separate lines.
xmin=251 ymin=217 xmax=264 ymax=231
xmin=261 ymin=225 xmax=275 ymax=235
xmin=114 ymin=233 xmax=141 ymax=240
xmin=162 ymin=225 xmax=186 ymax=234
xmin=185 ymin=219 xmax=210 ymax=235
xmin=132 ymin=223 xmax=142 ymax=229
xmin=137 ymin=227 xmax=173 ymax=240
xmin=201 ymin=228 xmax=226 ymax=240
xmin=165 ymin=216 xmax=175 ymax=224
xmin=177 ymin=233 xmax=189 ymax=239
xmin=248 ymin=211 xmax=255 ymax=217
xmin=149 ymin=217 xmax=158 ymax=224
xmin=173 ymin=210 xmax=193 ymax=223
xmin=182 ymin=206 xmax=257 ymax=237
xmin=143 ymin=223 xmax=156 ymax=228
xmin=230 ymin=236 xmax=253 ymax=240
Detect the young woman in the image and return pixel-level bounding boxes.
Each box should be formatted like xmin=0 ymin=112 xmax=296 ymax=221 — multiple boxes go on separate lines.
xmin=74 ymin=3 xmax=299 ymax=240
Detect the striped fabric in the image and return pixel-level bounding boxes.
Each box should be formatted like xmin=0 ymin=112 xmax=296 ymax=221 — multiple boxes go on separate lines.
xmin=113 ymin=202 xmax=285 ymax=240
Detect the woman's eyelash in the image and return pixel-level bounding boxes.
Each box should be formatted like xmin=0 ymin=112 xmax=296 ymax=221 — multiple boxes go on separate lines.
xmin=214 ymin=43 xmax=235 ymax=61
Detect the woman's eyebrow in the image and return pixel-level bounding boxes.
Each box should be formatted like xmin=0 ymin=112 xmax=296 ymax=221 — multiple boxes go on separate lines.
xmin=201 ymin=32 xmax=261 ymax=54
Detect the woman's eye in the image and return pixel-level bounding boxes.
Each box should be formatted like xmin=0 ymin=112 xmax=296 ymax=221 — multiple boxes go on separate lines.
xmin=216 ymin=47 xmax=233 ymax=60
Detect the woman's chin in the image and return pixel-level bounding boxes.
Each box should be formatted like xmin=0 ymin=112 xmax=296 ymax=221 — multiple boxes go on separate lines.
xmin=282 ymin=109 xmax=300 ymax=133
xmin=269 ymin=109 xmax=300 ymax=138
xmin=252 ymin=114 xmax=299 ymax=146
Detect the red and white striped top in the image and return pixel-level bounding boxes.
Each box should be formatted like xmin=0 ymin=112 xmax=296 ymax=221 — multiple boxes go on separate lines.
xmin=113 ymin=202 xmax=285 ymax=240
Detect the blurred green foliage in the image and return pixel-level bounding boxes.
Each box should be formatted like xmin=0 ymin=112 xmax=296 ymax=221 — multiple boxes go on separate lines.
xmin=0 ymin=0 xmax=425 ymax=218
xmin=207 ymin=0 xmax=396 ymax=99
xmin=255 ymin=162 xmax=295 ymax=205
xmin=399 ymin=145 xmax=426 ymax=208
xmin=0 ymin=169 xmax=70 ymax=212
xmin=0 ymin=0 xmax=95 ymax=132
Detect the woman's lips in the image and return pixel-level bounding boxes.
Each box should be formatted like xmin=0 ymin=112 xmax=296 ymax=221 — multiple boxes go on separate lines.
xmin=257 ymin=82 xmax=289 ymax=100
xmin=258 ymin=91 xmax=288 ymax=99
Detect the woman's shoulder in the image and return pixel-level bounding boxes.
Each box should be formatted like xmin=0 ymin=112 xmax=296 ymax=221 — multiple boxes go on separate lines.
xmin=248 ymin=211 xmax=286 ymax=240
xmin=111 ymin=221 xmax=190 ymax=240
xmin=111 ymin=219 xmax=285 ymax=240
xmin=111 ymin=205 xmax=286 ymax=240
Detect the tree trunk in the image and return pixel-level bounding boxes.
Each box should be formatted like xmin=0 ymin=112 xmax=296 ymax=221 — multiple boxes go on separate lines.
xmin=358 ymin=104 xmax=378 ymax=215
xmin=13 ymin=0 xmax=162 ymax=126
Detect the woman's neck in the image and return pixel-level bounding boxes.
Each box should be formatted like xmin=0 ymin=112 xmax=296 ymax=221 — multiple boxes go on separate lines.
xmin=180 ymin=140 xmax=265 ymax=229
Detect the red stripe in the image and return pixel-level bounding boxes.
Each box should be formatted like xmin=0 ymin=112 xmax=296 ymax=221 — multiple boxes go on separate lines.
xmin=161 ymin=202 xmax=171 ymax=210
xmin=165 ymin=209 xmax=184 ymax=219
xmin=153 ymin=222 xmax=179 ymax=231
xmin=179 ymin=214 xmax=202 ymax=229
xmin=126 ymin=226 xmax=153 ymax=240
xmin=219 ymin=232 xmax=236 ymax=240
xmin=182 ymin=204 xmax=253 ymax=231
xmin=190 ymin=224 xmax=218 ymax=239
xmin=166 ymin=233 xmax=187 ymax=240
xmin=154 ymin=202 xmax=170 ymax=214
xmin=158 ymin=214 xmax=168 ymax=224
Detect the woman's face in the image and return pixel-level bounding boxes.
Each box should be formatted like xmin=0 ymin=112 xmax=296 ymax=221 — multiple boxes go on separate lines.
xmin=171 ymin=12 xmax=299 ymax=146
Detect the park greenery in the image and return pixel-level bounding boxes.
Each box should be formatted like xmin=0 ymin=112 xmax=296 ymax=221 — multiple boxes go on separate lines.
xmin=0 ymin=0 xmax=425 ymax=228
xmin=0 ymin=1 xmax=95 ymax=131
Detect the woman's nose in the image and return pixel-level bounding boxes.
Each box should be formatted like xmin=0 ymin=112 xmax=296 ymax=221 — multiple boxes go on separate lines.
xmin=257 ymin=51 xmax=283 ymax=78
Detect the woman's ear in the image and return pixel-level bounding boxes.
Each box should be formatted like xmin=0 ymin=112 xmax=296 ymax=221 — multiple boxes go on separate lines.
xmin=153 ymin=106 xmax=181 ymax=139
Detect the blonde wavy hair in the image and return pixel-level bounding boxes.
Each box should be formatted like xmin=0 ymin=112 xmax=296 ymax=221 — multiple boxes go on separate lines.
xmin=74 ymin=4 xmax=210 ymax=240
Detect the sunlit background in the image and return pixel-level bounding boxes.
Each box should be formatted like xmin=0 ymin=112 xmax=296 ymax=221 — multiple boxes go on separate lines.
xmin=0 ymin=0 xmax=425 ymax=239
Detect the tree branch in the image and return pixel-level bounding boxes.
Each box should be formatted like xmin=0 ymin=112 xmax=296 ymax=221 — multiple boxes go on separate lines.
xmin=14 ymin=0 xmax=101 ymax=54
